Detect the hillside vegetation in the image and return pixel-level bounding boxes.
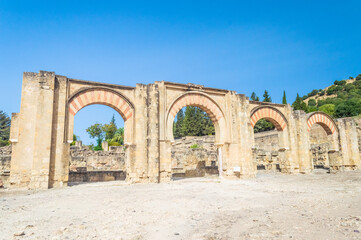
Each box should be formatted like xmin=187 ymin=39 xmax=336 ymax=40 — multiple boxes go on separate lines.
xmin=294 ymin=74 xmax=361 ymax=118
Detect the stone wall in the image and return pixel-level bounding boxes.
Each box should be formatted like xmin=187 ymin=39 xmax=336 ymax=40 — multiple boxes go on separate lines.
xmin=2 ymin=116 xmax=361 ymax=187
xmin=69 ymin=143 xmax=125 ymax=172
xmin=0 ymin=143 xmax=126 ymax=187
xmin=68 ymin=142 xmax=125 ymax=183
xmin=171 ymin=136 xmax=218 ymax=178
xmin=0 ymin=145 xmax=11 ymax=187
xmin=253 ymin=125 xmax=333 ymax=171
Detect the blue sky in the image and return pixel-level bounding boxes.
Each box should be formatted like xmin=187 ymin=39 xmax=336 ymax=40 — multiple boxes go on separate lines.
xmin=1 ymin=0 xmax=360 ymax=144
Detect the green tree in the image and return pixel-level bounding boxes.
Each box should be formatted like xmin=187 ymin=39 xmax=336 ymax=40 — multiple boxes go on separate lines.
xmin=251 ymin=92 xmax=260 ymax=101
xmin=307 ymin=106 xmax=318 ymax=113
xmin=103 ymin=122 xmax=117 ymax=141
xmin=356 ymin=74 xmax=361 ymax=81
xmin=326 ymin=85 xmax=337 ymax=95
xmin=292 ymin=93 xmax=307 ymax=111
xmin=254 ymin=119 xmax=275 ymax=133
xmin=0 ymin=111 xmax=10 ymax=147
xmin=282 ymin=91 xmax=287 ymax=104
xmin=174 ymin=109 xmax=184 ymax=139
xmin=334 ymin=80 xmax=346 ymax=86
xmin=197 ymin=108 xmax=214 ymax=136
xmin=180 ymin=106 xmax=215 ymax=137
xmin=308 ymin=99 xmax=316 ymax=107
xmin=308 ymin=89 xmax=319 ymax=97
xmin=110 ymin=127 xmax=124 ymax=145
xmin=182 ymin=106 xmax=198 ymax=136
xmin=86 ymin=123 xmax=104 ymax=149
xmin=70 ymin=134 xmax=80 ymax=146
xmin=263 ymin=90 xmax=272 ymax=102
xmin=335 ymin=99 xmax=361 ymax=118
xmin=319 ymin=104 xmax=335 ymax=116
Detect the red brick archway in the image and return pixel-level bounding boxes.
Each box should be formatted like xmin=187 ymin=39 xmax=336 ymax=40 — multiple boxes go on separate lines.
xmin=307 ymin=112 xmax=336 ymax=135
xmin=68 ymin=88 xmax=133 ymax=121
xmin=67 ymin=88 xmax=134 ymax=144
xmin=250 ymin=106 xmax=287 ymax=131
xmin=166 ymin=92 xmax=226 ymax=143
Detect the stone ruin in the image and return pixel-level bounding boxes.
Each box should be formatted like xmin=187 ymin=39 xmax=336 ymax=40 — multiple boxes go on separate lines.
xmin=171 ymin=136 xmax=219 ymax=178
xmin=3 ymin=118 xmax=359 ymax=187
xmin=68 ymin=142 xmax=126 ymax=183
xmin=5 ymin=71 xmax=361 ymax=189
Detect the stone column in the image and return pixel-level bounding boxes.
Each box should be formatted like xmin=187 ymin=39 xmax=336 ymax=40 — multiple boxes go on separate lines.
xmin=48 ymin=75 xmax=70 ymax=188
xmin=102 ymin=141 xmax=109 ymax=151
xmin=293 ymin=110 xmax=312 ymax=173
xmin=237 ymin=94 xmax=255 ymax=178
xmin=336 ymin=118 xmax=361 ymax=170
xmin=156 ymin=81 xmax=172 ymax=182
xmin=215 ymin=143 xmax=224 ymax=178
xmin=127 ymin=84 xmax=149 ymax=183
xmin=146 ymin=84 xmax=160 ymax=183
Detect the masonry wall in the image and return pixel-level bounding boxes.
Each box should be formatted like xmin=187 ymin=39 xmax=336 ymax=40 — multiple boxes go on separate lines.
xmin=2 ymin=114 xmax=361 ymax=188
xmin=171 ymin=136 xmax=218 ymax=177
xmin=6 ymin=71 xmax=361 ymax=189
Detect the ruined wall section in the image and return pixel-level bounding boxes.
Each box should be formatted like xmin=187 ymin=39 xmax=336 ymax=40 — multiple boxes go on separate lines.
xmin=171 ymin=136 xmax=218 ymax=177
xmin=336 ymin=117 xmax=361 ymax=170
xmin=0 ymin=145 xmax=11 ymax=187
xmin=69 ymin=145 xmax=125 ymax=172
xmin=9 ymin=72 xmax=57 ymax=189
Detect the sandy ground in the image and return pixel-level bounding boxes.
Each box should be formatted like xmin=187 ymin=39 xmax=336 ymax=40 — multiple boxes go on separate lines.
xmin=1 ymin=171 xmax=361 ymax=240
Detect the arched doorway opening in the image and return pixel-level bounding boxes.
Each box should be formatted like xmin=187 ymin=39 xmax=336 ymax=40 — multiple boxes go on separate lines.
xmin=64 ymin=88 xmax=134 ymax=184
xmin=165 ymin=92 xmax=226 ymax=180
xmin=171 ymin=106 xmax=218 ymax=179
xmin=307 ymin=112 xmax=339 ymax=171
xmin=250 ymin=107 xmax=288 ymax=173
xmin=68 ymin=105 xmax=126 ymax=184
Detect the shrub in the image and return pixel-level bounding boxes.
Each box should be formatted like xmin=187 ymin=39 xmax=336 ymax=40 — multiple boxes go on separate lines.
xmin=308 ymin=89 xmax=319 ymax=97
xmin=356 ymin=74 xmax=361 ymax=81
xmin=307 ymin=106 xmax=318 ymax=113
xmin=93 ymin=145 xmax=103 ymax=151
xmin=190 ymin=144 xmax=201 ymax=149
xmin=334 ymin=80 xmax=346 ymax=86
xmin=335 ymin=99 xmax=361 ymax=118
xmin=308 ymin=99 xmax=316 ymax=106
xmin=344 ymin=83 xmax=355 ymax=92
xmin=326 ymin=85 xmax=337 ymax=95
xmin=319 ymin=104 xmax=335 ymax=116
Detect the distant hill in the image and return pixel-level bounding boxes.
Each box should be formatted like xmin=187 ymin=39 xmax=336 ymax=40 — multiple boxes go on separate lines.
xmin=295 ymin=74 xmax=361 ymax=118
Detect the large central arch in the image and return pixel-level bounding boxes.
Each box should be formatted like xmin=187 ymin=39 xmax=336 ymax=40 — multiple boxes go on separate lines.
xmin=67 ymin=88 xmax=134 ymax=144
xmin=165 ymin=92 xmax=226 ymax=144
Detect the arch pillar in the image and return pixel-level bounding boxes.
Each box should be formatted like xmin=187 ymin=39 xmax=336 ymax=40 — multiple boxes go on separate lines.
xmin=293 ymin=110 xmax=313 ymax=173
xmin=9 ymin=72 xmax=70 ymax=189
xmin=336 ymin=118 xmax=361 ymax=170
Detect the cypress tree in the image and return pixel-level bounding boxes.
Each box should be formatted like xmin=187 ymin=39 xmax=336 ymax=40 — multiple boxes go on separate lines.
xmin=111 ymin=114 xmax=116 ymax=126
xmin=292 ymin=93 xmax=307 ymax=111
xmin=174 ymin=109 xmax=184 ymax=139
xmin=0 ymin=111 xmax=10 ymax=146
xmin=251 ymin=92 xmax=259 ymax=101
xmin=182 ymin=106 xmax=197 ymax=136
xmin=263 ymin=90 xmax=272 ymax=102
xmin=282 ymin=91 xmax=287 ymax=104
xmin=180 ymin=106 xmax=215 ymax=137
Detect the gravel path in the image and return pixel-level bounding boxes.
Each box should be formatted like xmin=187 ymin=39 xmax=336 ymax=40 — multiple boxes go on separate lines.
xmin=1 ymin=171 xmax=361 ymax=240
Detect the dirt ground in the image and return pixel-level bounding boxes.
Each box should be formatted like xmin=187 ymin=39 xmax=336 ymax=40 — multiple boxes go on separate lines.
xmin=1 ymin=171 xmax=361 ymax=240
